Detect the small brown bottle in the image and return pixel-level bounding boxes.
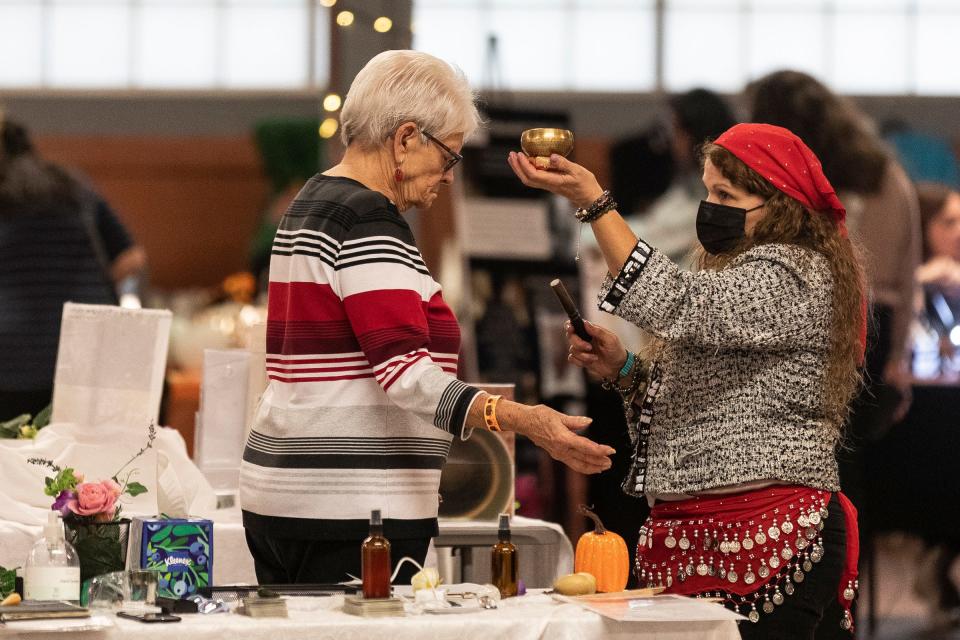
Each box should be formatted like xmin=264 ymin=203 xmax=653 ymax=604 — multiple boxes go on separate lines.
xmin=362 ymin=509 xmax=391 ymax=599
xmin=491 ymin=513 xmax=518 ymax=598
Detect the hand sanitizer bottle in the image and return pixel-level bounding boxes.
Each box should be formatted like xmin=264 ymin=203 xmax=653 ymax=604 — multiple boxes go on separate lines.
xmin=24 ymin=512 xmax=80 ymax=602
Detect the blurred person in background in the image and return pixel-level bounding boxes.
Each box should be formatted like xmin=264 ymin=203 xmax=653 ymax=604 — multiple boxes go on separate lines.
xmin=0 ymin=116 xmax=146 ymax=421
xmin=238 ymin=50 xmax=614 ymax=586
xmin=747 ymin=71 xmax=922 ymax=524
xmin=910 ymin=182 xmax=960 ymax=624
xmin=916 ymin=182 xmax=960 ymax=315
xmin=913 ymin=181 xmax=960 ymax=610
xmin=633 ymin=88 xmax=739 ymax=265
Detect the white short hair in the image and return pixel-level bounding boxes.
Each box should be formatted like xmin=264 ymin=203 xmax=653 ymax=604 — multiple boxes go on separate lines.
xmin=340 ymin=50 xmax=481 ymax=147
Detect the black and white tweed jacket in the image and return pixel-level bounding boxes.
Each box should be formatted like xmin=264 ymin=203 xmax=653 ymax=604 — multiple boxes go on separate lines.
xmin=599 ymin=240 xmax=841 ymax=498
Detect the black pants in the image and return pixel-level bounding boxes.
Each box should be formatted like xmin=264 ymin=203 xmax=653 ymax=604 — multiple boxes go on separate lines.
xmin=244 ymin=530 xmax=430 ymax=586
xmin=585 ymin=382 xmax=650 ymax=588
xmin=738 ymin=494 xmax=850 ymax=640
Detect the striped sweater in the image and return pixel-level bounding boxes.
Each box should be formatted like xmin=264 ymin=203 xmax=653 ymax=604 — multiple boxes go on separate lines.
xmin=240 ymin=175 xmax=481 ymax=540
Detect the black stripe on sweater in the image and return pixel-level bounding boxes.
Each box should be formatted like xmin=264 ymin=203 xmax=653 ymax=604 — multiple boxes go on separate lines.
xmin=242 ymin=447 xmax=446 ymax=470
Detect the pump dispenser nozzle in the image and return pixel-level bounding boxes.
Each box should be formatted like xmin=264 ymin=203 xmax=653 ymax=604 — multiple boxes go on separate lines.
xmin=44 ymin=511 xmax=64 ymax=545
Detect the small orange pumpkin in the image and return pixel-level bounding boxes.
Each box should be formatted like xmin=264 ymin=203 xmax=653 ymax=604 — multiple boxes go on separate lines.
xmin=574 ymin=504 xmax=630 ymax=593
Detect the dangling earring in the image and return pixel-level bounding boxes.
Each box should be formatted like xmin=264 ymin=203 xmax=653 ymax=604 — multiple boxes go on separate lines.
xmin=394 ymin=166 xmax=404 ymax=183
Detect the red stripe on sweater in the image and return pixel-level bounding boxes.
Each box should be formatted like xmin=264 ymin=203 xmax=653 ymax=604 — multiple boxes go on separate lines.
xmin=268 ymin=281 xmax=346 ymax=321
xmin=267 ymin=333 xmax=362 ymax=356
xmin=268 ymin=372 xmax=376 ymax=383
xmin=380 ymin=351 xmax=430 ymax=391
xmin=343 ymin=289 xmax=429 ymax=366
xmin=266 ymin=364 xmax=371 ymax=375
xmin=266 ymin=355 xmax=364 ymax=364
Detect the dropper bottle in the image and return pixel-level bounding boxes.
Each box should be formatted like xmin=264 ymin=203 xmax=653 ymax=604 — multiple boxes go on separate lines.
xmin=491 ymin=513 xmax=518 ymax=598
xmin=361 ymin=509 xmax=391 ymax=599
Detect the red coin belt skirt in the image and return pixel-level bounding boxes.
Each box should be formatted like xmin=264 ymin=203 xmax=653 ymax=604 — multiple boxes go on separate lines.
xmin=636 ymin=485 xmax=859 ymax=631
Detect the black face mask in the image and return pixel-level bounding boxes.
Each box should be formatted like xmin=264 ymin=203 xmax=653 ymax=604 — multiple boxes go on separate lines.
xmin=696 ymin=200 xmax=765 ymax=255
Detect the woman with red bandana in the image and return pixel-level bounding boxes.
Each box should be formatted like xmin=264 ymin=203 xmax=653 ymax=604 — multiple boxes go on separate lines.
xmin=509 ymin=123 xmax=865 ymax=638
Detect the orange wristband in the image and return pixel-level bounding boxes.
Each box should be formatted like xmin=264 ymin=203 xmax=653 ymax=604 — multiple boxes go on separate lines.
xmin=483 ymin=394 xmax=502 ymax=431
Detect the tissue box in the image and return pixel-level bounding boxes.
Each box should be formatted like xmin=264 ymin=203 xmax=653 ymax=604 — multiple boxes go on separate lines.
xmin=129 ymin=517 xmax=213 ymax=599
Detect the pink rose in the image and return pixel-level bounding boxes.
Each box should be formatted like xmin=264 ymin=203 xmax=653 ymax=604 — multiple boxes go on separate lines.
xmin=67 ymin=480 xmax=120 ymax=520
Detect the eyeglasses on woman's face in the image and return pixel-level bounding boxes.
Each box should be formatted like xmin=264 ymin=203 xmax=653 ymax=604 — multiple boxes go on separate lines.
xmin=422 ymin=130 xmax=463 ymax=173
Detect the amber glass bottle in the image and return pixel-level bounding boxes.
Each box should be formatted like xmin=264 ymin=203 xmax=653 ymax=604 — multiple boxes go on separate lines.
xmin=362 ymin=509 xmax=391 ymax=599
xmin=491 ymin=513 xmax=518 ymax=597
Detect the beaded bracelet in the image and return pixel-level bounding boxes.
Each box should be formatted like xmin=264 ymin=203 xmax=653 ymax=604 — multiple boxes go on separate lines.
xmin=618 ymin=350 xmax=636 ymax=379
xmin=601 ymin=357 xmax=646 ymax=402
xmin=574 ymin=190 xmax=618 ymax=223
xmin=483 ymin=394 xmax=502 ymax=431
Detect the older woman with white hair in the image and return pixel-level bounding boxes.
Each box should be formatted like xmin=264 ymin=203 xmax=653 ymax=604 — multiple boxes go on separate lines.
xmin=240 ymin=50 xmax=614 ymax=586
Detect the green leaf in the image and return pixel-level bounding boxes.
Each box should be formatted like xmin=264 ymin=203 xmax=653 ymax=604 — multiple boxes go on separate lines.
xmin=33 ymin=404 xmax=52 ymax=428
xmin=43 ymin=467 xmax=81 ymax=497
xmin=125 ymin=482 xmax=148 ymax=497
xmin=171 ymin=525 xmax=197 ymax=537
xmin=150 ymin=525 xmax=173 ymax=542
xmin=69 ymin=527 xmax=125 ymax=584
xmin=0 ymin=565 xmax=17 ymax=599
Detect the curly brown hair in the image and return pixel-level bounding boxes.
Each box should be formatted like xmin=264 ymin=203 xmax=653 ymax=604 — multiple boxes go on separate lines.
xmin=698 ymin=143 xmax=866 ymax=429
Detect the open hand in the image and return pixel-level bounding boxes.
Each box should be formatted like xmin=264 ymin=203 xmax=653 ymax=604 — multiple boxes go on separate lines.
xmin=565 ymin=320 xmax=627 ymax=380
xmin=507 ymin=151 xmax=605 ymax=209
xmin=517 ymin=404 xmax=614 ymax=475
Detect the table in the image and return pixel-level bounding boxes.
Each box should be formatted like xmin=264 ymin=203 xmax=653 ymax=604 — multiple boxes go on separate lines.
xmin=0 ymin=593 xmax=741 ymax=640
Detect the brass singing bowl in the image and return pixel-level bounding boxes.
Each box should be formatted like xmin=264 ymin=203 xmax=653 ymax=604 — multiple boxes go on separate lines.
xmin=520 ymin=128 xmax=574 ymax=164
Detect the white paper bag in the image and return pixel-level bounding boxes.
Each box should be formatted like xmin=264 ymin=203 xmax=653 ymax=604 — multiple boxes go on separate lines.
xmin=196 ymin=349 xmax=251 ymax=490
xmin=196 ymin=333 xmax=268 ymax=491
xmin=51 ymin=303 xmax=172 ymax=430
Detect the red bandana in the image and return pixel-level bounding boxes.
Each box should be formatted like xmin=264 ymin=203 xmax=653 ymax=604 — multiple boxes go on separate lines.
xmin=714 ymin=123 xmax=846 ymax=226
xmin=714 ymin=123 xmax=865 ymax=363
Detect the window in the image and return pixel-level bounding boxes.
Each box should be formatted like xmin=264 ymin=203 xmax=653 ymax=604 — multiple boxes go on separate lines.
xmin=3 ymin=1 xmax=960 ymax=95
xmin=664 ymin=0 xmax=960 ymax=95
xmin=413 ymin=0 xmax=657 ymax=92
xmin=0 ymin=0 xmax=328 ymax=89
xmin=415 ymin=0 xmax=960 ymax=95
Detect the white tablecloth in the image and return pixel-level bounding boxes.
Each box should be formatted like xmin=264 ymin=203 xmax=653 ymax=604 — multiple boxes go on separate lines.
xmin=0 ymin=594 xmax=742 ymax=640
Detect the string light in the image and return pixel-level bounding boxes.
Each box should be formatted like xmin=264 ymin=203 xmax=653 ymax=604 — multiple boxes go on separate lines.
xmin=323 ymin=93 xmax=342 ymax=112
xmin=319 ymin=118 xmax=339 ymax=139
xmin=319 ymin=0 xmax=336 ymax=7
xmin=336 ymin=10 xmax=354 ymax=26
xmin=373 ymin=16 xmax=393 ymax=33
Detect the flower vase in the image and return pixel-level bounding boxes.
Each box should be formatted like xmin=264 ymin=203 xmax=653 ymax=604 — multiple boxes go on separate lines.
xmin=63 ymin=518 xmax=131 ymax=584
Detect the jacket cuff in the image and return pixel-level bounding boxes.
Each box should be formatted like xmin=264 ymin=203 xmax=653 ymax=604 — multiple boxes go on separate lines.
xmin=600 ymin=239 xmax=653 ymax=313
